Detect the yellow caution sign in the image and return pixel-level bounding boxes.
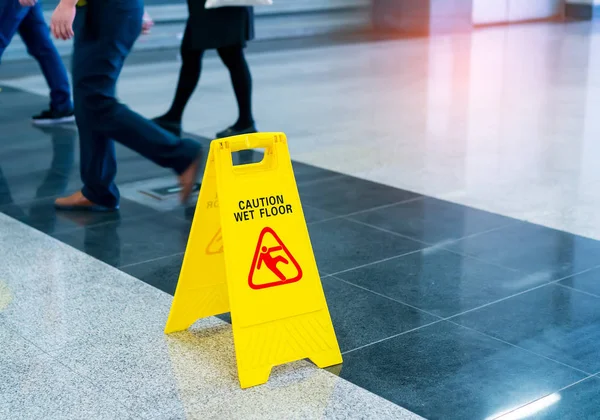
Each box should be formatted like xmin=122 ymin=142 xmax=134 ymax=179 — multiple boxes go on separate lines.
xmin=165 ymin=132 xmax=342 ymax=388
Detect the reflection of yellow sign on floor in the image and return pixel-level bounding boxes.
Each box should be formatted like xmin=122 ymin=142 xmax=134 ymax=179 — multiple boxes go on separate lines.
xmin=165 ymin=133 xmax=342 ymax=388
xmin=206 ymin=228 xmax=223 ymax=255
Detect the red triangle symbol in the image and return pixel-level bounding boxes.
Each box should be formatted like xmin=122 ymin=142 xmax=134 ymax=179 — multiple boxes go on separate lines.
xmin=206 ymin=228 xmax=224 ymax=255
xmin=248 ymin=227 xmax=303 ymax=290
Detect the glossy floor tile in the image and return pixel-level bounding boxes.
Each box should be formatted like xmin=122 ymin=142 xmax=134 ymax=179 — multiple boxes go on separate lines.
xmin=1 ymin=197 xmax=158 ymax=236
xmin=307 ymin=217 xmax=425 ymax=274
xmin=334 ymin=246 xmax=530 ymax=317
xmin=454 ymin=284 xmax=600 ymax=374
xmin=445 ymin=222 xmax=600 ymax=282
xmin=340 ymin=321 xmax=586 ymax=420
xmin=349 ymin=196 xmax=517 ymax=246
xmin=0 ymin=213 xmax=423 ymax=420
xmin=322 ymin=277 xmax=438 ymax=352
xmin=52 ymin=213 xmax=191 ymax=268
xmin=559 ymin=267 xmax=600 ymax=298
xmin=493 ymin=376 xmax=600 ymax=420
xmin=298 ymin=176 xmax=421 ymax=216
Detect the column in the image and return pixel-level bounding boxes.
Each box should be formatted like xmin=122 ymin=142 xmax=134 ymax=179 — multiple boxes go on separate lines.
xmin=565 ymin=0 xmax=600 ymax=19
xmin=372 ymin=0 xmax=473 ymax=35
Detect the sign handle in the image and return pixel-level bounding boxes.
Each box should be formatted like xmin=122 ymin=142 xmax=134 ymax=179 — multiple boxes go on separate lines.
xmin=226 ymin=132 xmax=283 ymax=152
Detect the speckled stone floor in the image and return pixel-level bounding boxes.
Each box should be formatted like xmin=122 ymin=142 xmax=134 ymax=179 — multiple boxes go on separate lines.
xmin=0 ymin=213 xmax=423 ymax=420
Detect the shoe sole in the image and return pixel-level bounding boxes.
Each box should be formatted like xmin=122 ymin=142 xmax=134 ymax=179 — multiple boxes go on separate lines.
xmin=32 ymin=115 xmax=76 ymax=126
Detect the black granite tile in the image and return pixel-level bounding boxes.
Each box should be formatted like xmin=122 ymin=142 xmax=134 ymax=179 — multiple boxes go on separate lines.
xmin=0 ymin=85 xmax=47 ymax=121
xmin=216 ymin=313 xmax=232 ymax=324
xmin=559 ymin=267 xmax=600 ymax=298
xmin=0 ymin=125 xmax=78 ymax=173
xmin=1 ymin=198 xmax=158 ymax=235
xmin=0 ymin=171 xmax=80 ymax=206
xmin=513 ymin=376 xmax=600 ymax=420
xmin=340 ymin=321 xmax=585 ymax=420
xmin=0 ymin=125 xmax=80 ymax=205
xmin=121 ymin=253 xmax=184 ymax=295
xmin=298 ymin=175 xmax=420 ymax=215
xmin=335 ymin=247 xmax=531 ymax=318
xmin=163 ymin=205 xmax=196 ymax=224
xmin=52 ymin=214 xmax=191 ymax=268
xmin=303 ymin=204 xmax=337 ymax=224
xmin=445 ymin=222 xmax=600 ymax=281
xmin=454 ymin=284 xmax=600 ymax=373
xmin=307 ymin=218 xmax=424 ymax=274
xmin=291 ymin=161 xmax=342 ymax=186
xmin=323 ymin=277 xmax=438 ymax=352
xmin=349 ymin=197 xmax=517 ymax=245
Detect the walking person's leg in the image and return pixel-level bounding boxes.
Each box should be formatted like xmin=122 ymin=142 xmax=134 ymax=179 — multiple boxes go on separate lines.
xmin=54 ymin=0 xmax=202 ymax=211
xmin=215 ymin=44 xmax=256 ymax=138
xmin=0 ymin=0 xmax=29 ymax=61
xmin=55 ymin=3 xmax=121 ymax=210
xmin=153 ymin=45 xmax=205 ymax=137
xmin=18 ymin=2 xmax=73 ymax=124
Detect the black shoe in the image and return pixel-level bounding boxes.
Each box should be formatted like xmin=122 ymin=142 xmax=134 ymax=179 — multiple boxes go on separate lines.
xmin=152 ymin=116 xmax=182 ymax=137
xmin=216 ymin=124 xmax=257 ymax=139
xmin=32 ymin=109 xmax=75 ymax=125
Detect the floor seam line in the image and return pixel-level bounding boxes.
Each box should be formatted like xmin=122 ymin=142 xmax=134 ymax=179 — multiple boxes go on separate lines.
xmin=439 ymin=220 xmax=522 ymax=249
xmin=118 ymin=252 xmax=186 ymax=270
xmin=51 ymin=210 xmax=166 ymax=237
xmin=328 ymin=275 xmax=444 ymax=319
xmin=446 ymin=320 xmax=593 ymax=376
xmin=489 ymin=375 xmax=599 ymax=420
xmin=342 ymin=217 xmax=432 ymax=246
xmin=303 ymin=196 xmax=424 ymax=227
xmin=52 ymin=213 xmax=158 ymax=236
xmin=444 ymin=265 xmax=600 ymax=320
xmin=325 ymin=215 xmax=526 ymax=275
xmin=441 ymin=247 xmax=523 ymax=273
xmin=555 ymin=282 xmax=600 ymax=298
xmin=327 ymin=248 xmax=426 ymax=276
xmin=339 ymin=195 xmax=424 ymax=218
xmin=341 ymin=319 xmax=445 ymax=355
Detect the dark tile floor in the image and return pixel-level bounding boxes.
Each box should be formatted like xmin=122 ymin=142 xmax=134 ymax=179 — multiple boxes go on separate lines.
xmin=3 ymin=86 xmax=600 ymax=420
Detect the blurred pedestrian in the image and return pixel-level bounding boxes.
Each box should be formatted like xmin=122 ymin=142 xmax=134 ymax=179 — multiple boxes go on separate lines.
xmin=1 ymin=0 xmax=74 ymax=124
xmin=153 ymin=0 xmax=256 ymax=138
xmin=49 ymin=0 xmax=202 ymax=211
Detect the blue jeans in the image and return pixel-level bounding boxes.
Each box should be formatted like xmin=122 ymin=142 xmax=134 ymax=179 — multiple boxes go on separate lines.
xmin=72 ymin=0 xmax=201 ymax=208
xmin=0 ymin=1 xmax=72 ymax=112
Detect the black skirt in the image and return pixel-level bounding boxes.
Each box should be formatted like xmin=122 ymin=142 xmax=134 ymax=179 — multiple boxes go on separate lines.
xmin=182 ymin=0 xmax=255 ymax=51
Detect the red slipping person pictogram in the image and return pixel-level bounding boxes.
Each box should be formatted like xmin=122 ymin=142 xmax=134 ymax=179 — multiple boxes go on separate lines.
xmin=248 ymin=227 xmax=302 ymax=289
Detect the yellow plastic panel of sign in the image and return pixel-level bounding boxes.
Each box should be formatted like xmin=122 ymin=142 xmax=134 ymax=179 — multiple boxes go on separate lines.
xmin=164 ymin=154 xmax=229 ymax=334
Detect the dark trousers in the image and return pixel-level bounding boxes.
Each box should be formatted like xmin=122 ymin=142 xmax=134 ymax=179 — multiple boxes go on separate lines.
xmin=72 ymin=0 xmax=201 ymax=208
xmin=0 ymin=1 xmax=72 ymax=112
